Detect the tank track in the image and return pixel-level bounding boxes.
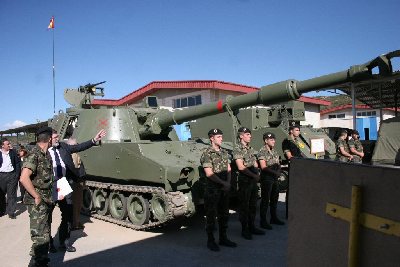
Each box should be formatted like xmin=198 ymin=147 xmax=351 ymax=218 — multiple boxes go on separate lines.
xmin=84 ymin=180 xmax=188 ymax=231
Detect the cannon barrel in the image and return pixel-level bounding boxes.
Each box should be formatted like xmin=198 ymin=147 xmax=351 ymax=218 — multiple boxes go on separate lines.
xmin=139 ymin=50 xmax=399 ymax=136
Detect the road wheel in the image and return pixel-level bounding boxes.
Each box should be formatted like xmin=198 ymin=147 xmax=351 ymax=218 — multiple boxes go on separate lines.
xmin=150 ymin=193 xmax=170 ymax=223
xmin=92 ymin=189 xmax=109 ymax=216
xmin=109 ymin=192 xmax=128 ymax=220
xmin=278 ymin=170 xmax=289 ymax=193
xmin=81 ymin=187 xmax=93 ymax=213
xmin=127 ymin=194 xmax=150 ymax=226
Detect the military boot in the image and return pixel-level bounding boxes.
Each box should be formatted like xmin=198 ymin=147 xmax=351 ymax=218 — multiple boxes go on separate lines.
xmin=219 ymin=231 xmax=237 ymax=247
xmin=270 ymin=207 xmax=285 ymax=225
xmin=207 ymin=233 xmax=220 ymax=252
xmin=260 ymin=219 xmax=273 ymax=230
xmin=241 ymin=223 xmax=252 ymax=240
xmin=250 ymin=223 xmax=266 ymax=235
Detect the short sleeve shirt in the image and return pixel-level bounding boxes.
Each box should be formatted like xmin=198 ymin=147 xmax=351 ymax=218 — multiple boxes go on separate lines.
xmin=22 ymin=145 xmax=53 ymax=204
xmin=233 ymin=143 xmax=257 ymax=168
xmin=257 ymin=146 xmax=280 ymax=167
xmin=200 ymin=146 xmax=230 ymax=175
xmin=336 ymin=139 xmax=350 ymax=162
xmin=348 ymin=139 xmax=363 ymax=162
xmin=282 ymin=137 xmax=303 ymax=158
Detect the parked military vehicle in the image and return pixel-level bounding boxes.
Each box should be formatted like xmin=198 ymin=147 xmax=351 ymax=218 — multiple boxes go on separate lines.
xmin=371 ymin=116 xmax=400 ymax=166
xmin=189 ymin=101 xmax=337 ymax=191
xmin=189 ymin=100 xmax=336 ymax=159
xmin=49 ymin=50 xmax=398 ymax=230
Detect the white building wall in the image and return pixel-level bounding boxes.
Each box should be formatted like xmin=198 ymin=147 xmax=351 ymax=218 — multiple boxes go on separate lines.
xmin=320 ymin=108 xmax=395 ymax=130
xmin=302 ymin=103 xmax=321 ymax=128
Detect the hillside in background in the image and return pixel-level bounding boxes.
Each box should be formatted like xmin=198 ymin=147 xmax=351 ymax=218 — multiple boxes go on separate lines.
xmin=317 ymin=94 xmax=364 ymax=110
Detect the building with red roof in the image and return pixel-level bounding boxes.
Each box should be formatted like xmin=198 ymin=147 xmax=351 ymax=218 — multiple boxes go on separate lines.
xmin=93 ymin=80 xmax=331 ymax=128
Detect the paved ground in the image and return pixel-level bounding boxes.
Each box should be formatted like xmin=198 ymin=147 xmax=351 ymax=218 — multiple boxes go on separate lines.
xmin=0 ymin=194 xmax=287 ymax=267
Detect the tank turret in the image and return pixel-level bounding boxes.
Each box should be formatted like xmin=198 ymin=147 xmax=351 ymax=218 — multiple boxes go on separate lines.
xmin=49 ymin=50 xmax=399 ymax=230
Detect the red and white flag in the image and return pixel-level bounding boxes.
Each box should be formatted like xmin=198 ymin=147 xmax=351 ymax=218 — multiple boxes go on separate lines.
xmin=48 ymin=16 xmax=54 ymax=29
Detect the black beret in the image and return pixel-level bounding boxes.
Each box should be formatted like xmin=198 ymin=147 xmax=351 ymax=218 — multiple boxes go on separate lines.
xmin=352 ymin=130 xmax=359 ymax=135
xmin=289 ymin=121 xmax=300 ymax=131
xmin=238 ymin=127 xmax=251 ymax=134
xmin=36 ymin=126 xmax=53 ymax=136
xmin=263 ymin=132 xmax=275 ymax=140
xmin=208 ymin=128 xmax=223 ymax=137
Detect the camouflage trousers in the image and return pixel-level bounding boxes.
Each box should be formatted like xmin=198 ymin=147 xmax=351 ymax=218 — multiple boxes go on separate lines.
xmin=237 ymin=176 xmax=258 ymax=226
xmin=27 ymin=201 xmax=52 ymax=265
xmin=204 ymin=186 xmax=230 ymax=234
xmin=259 ymin=177 xmax=279 ymax=222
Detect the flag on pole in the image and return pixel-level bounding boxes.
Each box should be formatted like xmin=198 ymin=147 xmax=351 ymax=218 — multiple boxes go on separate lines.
xmin=48 ymin=16 xmax=54 ymax=29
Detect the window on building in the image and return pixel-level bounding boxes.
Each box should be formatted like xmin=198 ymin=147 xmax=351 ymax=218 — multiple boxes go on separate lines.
xmin=356 ymin=111 xmax=377 ymax=117
xmin=181 ymin=98 xmax=187 ymax=107
xmin=328 ymin=113 xmax=345 ymax=119
xmin=173 ymin=95 xmax=202 ymax=108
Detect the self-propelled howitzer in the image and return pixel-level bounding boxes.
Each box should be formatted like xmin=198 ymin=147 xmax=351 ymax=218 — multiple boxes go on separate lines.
xmin=50 ymin=50 xmax=399 ymax=230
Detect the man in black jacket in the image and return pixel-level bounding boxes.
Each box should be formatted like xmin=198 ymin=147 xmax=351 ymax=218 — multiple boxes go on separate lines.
xmin=49 ymin=128 xmax=106 ymax=252
xmin=0 ymin=138 xmax=21 ymax=219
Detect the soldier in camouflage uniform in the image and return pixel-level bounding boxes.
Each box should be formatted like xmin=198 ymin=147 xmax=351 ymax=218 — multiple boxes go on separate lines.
xmin=348 ymin=130 xmax=364 ymax=164
xmin=200 ymin=128 xmax=237 ymax=252
xmin=19 ymin=127 xmax=54 ymax=267
xmin=335 ymin=129 xmax=353 ymax=162
xmin=233 ymin=127 xmax=265 ymax=240
xmin=257 ymin=132 xmax=284 ymax=230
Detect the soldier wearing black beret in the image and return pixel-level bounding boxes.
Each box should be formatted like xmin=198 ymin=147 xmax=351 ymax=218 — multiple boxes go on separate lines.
xmin=257 ymin=132 xmax=284 ymax=229
xmin=233 ymin=126 xmax=265 ymax=240
xmin=200 ymin=128 xmax=237 ymax=251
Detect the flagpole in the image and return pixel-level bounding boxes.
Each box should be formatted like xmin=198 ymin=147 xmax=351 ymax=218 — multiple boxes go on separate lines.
xmin=52 ymin=22 xmax=56 ymax=114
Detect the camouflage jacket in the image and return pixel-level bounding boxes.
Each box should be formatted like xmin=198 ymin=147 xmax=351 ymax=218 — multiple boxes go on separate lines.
xmin=257 ymin=146 xmax=280 ymax=179
xmin=336 ymin=139 xmax=350 ymax=162
xmin=348 ymin=139 xmax=363 ymax=162
xmin=233 ymin=143 xmax=258 ymax=178
xmin=22 ymin=145 xmax=54 ymax=205
xmin=200 ymin=146 xmax=230 ymax=186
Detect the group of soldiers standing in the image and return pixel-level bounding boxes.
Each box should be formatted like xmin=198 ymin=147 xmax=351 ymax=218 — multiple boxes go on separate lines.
xmin=200 ymin=126 xmax=287 ymax=252
xmin=200 ymin=124 xmax=366 ymax=251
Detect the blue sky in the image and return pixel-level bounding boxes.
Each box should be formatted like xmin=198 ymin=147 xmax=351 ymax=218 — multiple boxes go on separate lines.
xmin=1 ymin=0 xmax=399 ymax=130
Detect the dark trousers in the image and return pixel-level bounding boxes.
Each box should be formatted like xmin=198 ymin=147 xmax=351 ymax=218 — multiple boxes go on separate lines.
xmin=50 ymin=198 xmax=73 ymax=245
xmin=0 ymin=171 xmax=18 ymax=216
xmin=259 ymin=178 xmax=279 ymax=222
xmin=58 ymin=199 xmax=73 ymax=243
xmin=238 ymin=176 xmax=258 ymax=226
xmin=204 ymin=186 xmax=230 ymax=234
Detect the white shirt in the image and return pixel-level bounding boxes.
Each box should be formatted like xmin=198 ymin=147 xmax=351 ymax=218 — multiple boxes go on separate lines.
xmin=0 ymin=150 xmax=14 ymax=173
xmin=48 ymin=147 xmax=66 ymax=178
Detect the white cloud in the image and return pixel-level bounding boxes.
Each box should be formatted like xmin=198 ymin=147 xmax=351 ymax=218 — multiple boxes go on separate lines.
xmin=4 ymin=120 xmax=27 ymax=130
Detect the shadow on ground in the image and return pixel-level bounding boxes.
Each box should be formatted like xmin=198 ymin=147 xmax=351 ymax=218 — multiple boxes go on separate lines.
xmin=50 ymin=202 xmax=287 ymax=267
